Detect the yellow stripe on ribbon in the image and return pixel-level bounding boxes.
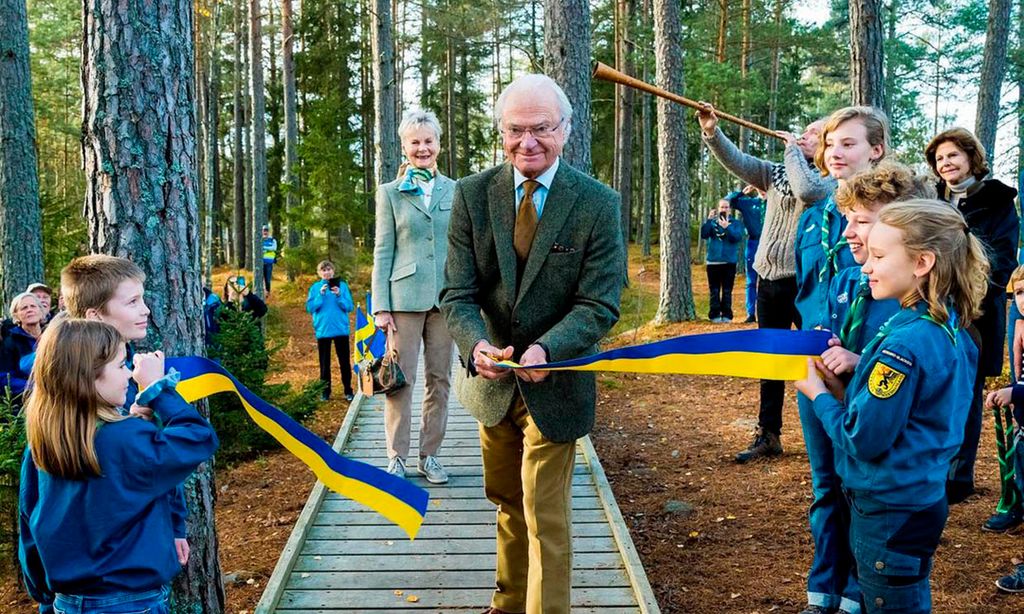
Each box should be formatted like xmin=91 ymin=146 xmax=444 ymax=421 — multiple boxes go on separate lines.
xmin=169 ymin=358 xmax=428 ymax=539
xmin=496 ymin=329 xmax=831 ymax=381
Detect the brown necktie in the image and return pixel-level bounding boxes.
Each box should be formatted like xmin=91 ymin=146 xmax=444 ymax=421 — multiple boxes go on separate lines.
xmin=514 ymin=180 xmax=540 ymax=262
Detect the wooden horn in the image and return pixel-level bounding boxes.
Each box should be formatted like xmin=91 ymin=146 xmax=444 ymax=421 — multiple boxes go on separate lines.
xmin=592 ymin=61 xmax=784 ymax=141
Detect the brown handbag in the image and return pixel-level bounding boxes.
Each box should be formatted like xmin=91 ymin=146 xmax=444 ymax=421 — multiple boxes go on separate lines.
xmin=358 ymin=335 xmax=407 ymax=396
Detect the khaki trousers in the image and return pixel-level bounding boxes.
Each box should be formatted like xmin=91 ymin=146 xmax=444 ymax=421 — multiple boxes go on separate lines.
xmin=384 ymin=309 xmax=453 ymax=460
xmin=480 ymin=395 xmax=576 ymax=614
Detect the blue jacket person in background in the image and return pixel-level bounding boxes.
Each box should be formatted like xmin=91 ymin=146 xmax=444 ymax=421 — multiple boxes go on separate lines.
xmin=797 ymin=200 xmax=987 ymax=613
xmin=306 ymin=260 xmax=354 ymax=401
xmin=700 ymin=199 xmax=743 ymax=323
xmin=261 ymin=225 xmax=278 ymax=296
xmin=726 ymin=187 xmax=765 ymax=322
xmin=19 ymin=320 xmax=219 ymax=614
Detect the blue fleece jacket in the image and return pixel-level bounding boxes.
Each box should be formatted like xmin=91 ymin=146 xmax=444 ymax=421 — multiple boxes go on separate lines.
xmin=18 ymin=387 xmax=218 ymax=601
xmin=700 ymin=217 xmax=743 ymax=265
xmin=306 ymin=280 xmax=353 ymax=338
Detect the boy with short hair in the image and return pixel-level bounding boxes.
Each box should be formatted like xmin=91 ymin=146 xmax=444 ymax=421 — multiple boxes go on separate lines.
xmin=60 ymin=254 xmax=191 ymax=565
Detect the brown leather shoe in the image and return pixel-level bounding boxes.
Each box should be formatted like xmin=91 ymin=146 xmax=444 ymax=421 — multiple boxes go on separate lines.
xmin=480 ymin=608 xmax=512 ymax=614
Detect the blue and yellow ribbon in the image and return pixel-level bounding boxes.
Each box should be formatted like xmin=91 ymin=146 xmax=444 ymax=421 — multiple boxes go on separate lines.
xmin=167 ymin=356 xmax=429 ymax=539
xmin=497 ymin=329 xmax=831 ymax=381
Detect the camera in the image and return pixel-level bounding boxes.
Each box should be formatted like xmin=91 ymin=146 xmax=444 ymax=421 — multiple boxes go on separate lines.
xmin=328 ymin=277 xmax=341 ymax=289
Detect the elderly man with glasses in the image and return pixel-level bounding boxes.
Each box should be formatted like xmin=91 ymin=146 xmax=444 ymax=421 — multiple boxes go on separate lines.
xmin=440 ymin=74 xmax=624 ymax=614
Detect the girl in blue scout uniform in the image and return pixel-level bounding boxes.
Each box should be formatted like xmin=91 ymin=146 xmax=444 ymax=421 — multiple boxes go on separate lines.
xmin=796 ymin=200 xmax=987 ymax=614
xmin=19 ymin=319 xmax=219 ymax=614
xmin=792 ymin=106 xmax=889 ymax=614
xmin=797 ymin=162 xmax=935 ymax=614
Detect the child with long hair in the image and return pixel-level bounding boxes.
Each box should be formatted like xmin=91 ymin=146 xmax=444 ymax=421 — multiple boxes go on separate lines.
xmin=19 ymin=319 xmax=218 ymax=613
xmin=796 ymin=200 xmax=988 ymax=613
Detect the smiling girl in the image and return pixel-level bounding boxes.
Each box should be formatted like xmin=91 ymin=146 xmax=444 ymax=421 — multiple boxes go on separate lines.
xmin=797 ymin=200 xmax=987 ymax=613
xmin=924 ymin=127 xmax=1020 ymax=506
xmin=19 ymin=319 xmax=218 ymax=614
xmin=792 ymin=106 xmax=888 ymax=614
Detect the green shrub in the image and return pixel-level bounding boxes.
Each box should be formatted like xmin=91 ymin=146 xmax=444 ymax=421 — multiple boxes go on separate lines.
xmin=0 ymin=388 xmax=25 ymax=572
xmin=208 ymin=307 xmax=323 ymax=463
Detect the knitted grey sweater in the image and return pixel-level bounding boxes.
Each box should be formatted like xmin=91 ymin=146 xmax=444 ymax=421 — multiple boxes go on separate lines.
xmin=704 ymin=128 xmax=836 ymax=280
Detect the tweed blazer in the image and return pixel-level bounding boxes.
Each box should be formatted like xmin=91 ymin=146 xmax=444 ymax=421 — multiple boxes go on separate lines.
xmin=440 ymin=161 xmax=623 ymax=443
xmin=371 ymin=174 xmax=456 ymax=313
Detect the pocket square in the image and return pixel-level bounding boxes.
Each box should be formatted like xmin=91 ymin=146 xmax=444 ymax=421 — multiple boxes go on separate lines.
xmin=551 ymin=242 xmax=577 ymax=254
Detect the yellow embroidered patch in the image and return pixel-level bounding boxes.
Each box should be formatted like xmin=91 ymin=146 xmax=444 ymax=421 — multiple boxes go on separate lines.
xmin=868 ymin=362 xmax=906 ymax=399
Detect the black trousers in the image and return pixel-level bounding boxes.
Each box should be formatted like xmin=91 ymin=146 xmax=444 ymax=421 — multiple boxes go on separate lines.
xmin=756 ymin=276 xmax=801 ymax=435
xmin=707 ymin=263 xmax=737 ymax=320
xmin=317 ymin=335 xmax=353 ymax=396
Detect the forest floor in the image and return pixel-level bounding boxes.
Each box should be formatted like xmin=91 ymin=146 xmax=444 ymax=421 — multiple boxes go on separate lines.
xmin=0 ymin=251 xmax=1020 ymax=614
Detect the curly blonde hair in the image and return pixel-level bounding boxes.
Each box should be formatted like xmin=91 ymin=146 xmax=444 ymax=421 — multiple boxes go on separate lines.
xmin=834 ymin=160 xmax=936 ymax=213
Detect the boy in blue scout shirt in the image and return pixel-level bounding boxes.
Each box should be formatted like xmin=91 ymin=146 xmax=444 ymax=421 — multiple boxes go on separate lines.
xmin=700 ymin=199 xmax=744 ymax=323
xmin=725 ymin=186 xmax=766 ymax=323
xmin=797 ymin=200 xmax=987 ymax=614
xmin=794 ymin=162 xmax=933 ymax=614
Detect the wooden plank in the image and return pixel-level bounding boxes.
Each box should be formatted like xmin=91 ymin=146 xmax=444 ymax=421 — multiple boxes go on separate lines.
xmin=254 ymin=392 xmax=368 ymax=614
xmin=314 ymin=508 xmax=609 ymax=526
xmin=277 ymin=609 xmax=644 ymax=614
xmin=284 ymin=568 xmax=631 ymax=590
xmin=299 ymin=535 xmax=619 ymax=556
xmin=580 ymin=435 xmax=661 ymax=614
xmin=276 ymin=586 xmax=640 ymax=609
xmin=291 ymin=552 xmax=623 ymax=573
xmin=319 ymin=494 xmax=604 ymax=512
xmin=303 ymin=521 xmax=616 ymax=541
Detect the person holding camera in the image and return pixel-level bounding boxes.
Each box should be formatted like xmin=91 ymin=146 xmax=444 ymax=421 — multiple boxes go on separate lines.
xmin=306 ymin=260 xmax=354 ymax=402
xmin=700 ymin=199 xmax=743 ymax=323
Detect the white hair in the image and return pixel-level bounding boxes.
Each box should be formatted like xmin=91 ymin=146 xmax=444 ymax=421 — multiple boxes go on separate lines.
xmin=9 ymin=292 xmax=42 ymax=324
xmin=494 ymin=74 xmax=573 ymax=138
xmin=398 ymin=109 xmax=442 ymax=141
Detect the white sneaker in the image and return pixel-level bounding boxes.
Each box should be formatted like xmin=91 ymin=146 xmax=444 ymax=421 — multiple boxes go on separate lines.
xmin=386 ymin=456 xmax=407 ymax=477
xmin=417 ymin=455 xmax=449 ymax=484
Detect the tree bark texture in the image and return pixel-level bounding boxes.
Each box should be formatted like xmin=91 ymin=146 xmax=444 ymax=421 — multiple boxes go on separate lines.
xmin=653 ymin=0 xmax=694 ymax=322
xmin=0 ymin=0 xmax=44 ymax=307
xmin=372 ymin=0 xmax=399 ymax=185
xmin=80 ymin=0 xmax=224 ymax=610
xmin=544 ymin=0 xmax=592 ymax=173
xmin=249 ymin=0 xmax=268 ymax=298
xmin=614 ymin=0 xmax=635 ymax=249
xmin=281 ymin=0 xmax=299 ymax=263
xmin=849 ymin=0 xmax=886 ymax=109
xmin=204 ymin=5 xmax=221 ymax=287
xmin=233 ymin=0 xmax=245 ymax=267
xmin=975 ymin=0 xmax=1012 ymax=159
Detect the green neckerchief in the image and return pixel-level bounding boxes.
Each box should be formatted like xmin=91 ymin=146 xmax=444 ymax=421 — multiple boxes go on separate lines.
xmin=818 ymin=198 xmax=848 ymax=283
xmin=839 ymin=274 xmax=872 ymax=353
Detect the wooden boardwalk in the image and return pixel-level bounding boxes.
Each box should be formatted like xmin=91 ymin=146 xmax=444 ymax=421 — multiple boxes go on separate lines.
xmin=257 ymin=356 xmax=659 ymax=613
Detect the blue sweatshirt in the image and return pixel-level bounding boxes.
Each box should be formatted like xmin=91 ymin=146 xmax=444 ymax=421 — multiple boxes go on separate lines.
xmin=725 ymin=191 xmax=765 ymax=240
xmin=700 ymin=217 xmax=743 ymax=265
xmin=812 ymin=304 xmax=977 ymax=506
xmin=19 ymin=387 xmax=219 ymax=601
xmin=306 ymin=280 xmax=353 ymax=338
xmin=794 ymin=195 xmax=855 ymax=330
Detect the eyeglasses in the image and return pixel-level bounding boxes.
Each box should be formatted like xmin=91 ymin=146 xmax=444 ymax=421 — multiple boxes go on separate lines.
xmin=501 ymin=117 xmax=565 ymax=140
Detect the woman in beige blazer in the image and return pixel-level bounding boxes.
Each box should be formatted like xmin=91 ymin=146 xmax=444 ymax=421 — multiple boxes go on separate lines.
xmin=372 ymin=110 xmax=455 ymax=483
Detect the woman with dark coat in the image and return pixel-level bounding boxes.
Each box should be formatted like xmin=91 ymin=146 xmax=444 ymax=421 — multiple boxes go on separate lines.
xmin=926 ymin=127 xmax=1020 ymax=509
xmin=0 ymin=293 xmax=46 ymax=401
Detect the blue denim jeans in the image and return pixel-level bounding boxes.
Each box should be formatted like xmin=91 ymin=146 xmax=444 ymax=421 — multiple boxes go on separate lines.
xmin=798 ymin=392 xmax=860 ymax=613
xmin=744 ymin=239 xmax=758 ymax=318
xmin=53 ymin=586 xmax=170 ymax=614
xmin=848 ymin=493 xmax=946 ymax=613
xmin=262 ymin=260 xmax=274 ymax=293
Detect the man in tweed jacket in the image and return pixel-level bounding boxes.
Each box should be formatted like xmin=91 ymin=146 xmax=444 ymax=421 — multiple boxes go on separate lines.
xmin=440 ymin=74 xmax=623 ymax=614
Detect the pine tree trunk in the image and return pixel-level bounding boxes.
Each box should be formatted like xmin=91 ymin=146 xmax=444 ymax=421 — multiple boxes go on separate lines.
xmin=738 ymin=0 xmax=751 ymax=151
xmin=653 ymin=0 xmax=694 ymax=323
xmin=233 ymin=0 xmax=246 ymax=267
xmin=281 ymin=0 xmax=299 ymax=274
xmin=445 ymin=17 xmax=457 ymax=176
xmin=715 ymin=0 xmax=727 ymax=64
xmin=81 ymin=0 xmax=224 ymax=609
xmin=882 ymin=0 xmax=897 ymax=121
xmin=640 ymin=0 xmax=653 ymax=257
xmin=372 ymin=0 xmax=399 ymax=184
xmin=250 ymin=0 xmax=268 ymax=298
xmin=0 ymin=0 xmax=44 ymax=307
xmin=204 ymin=5 xmax=221 ymax=287
xmin=614 ymin=0 xmax=635 ymax=250
xmin=1016 ymin=0 xmax=1024 ymax=252
xmin=849 ymin=0 xmax=886 ymax=109
xmin=544 ymin=0 xmax=592 ymax=173
xmin=766 ymin=0 xmax=784 ymax=156
xmin=243 ymin=27 xmax=253 ymax=271
xmin=975 ymin=0 xmax=1012 ymax=158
